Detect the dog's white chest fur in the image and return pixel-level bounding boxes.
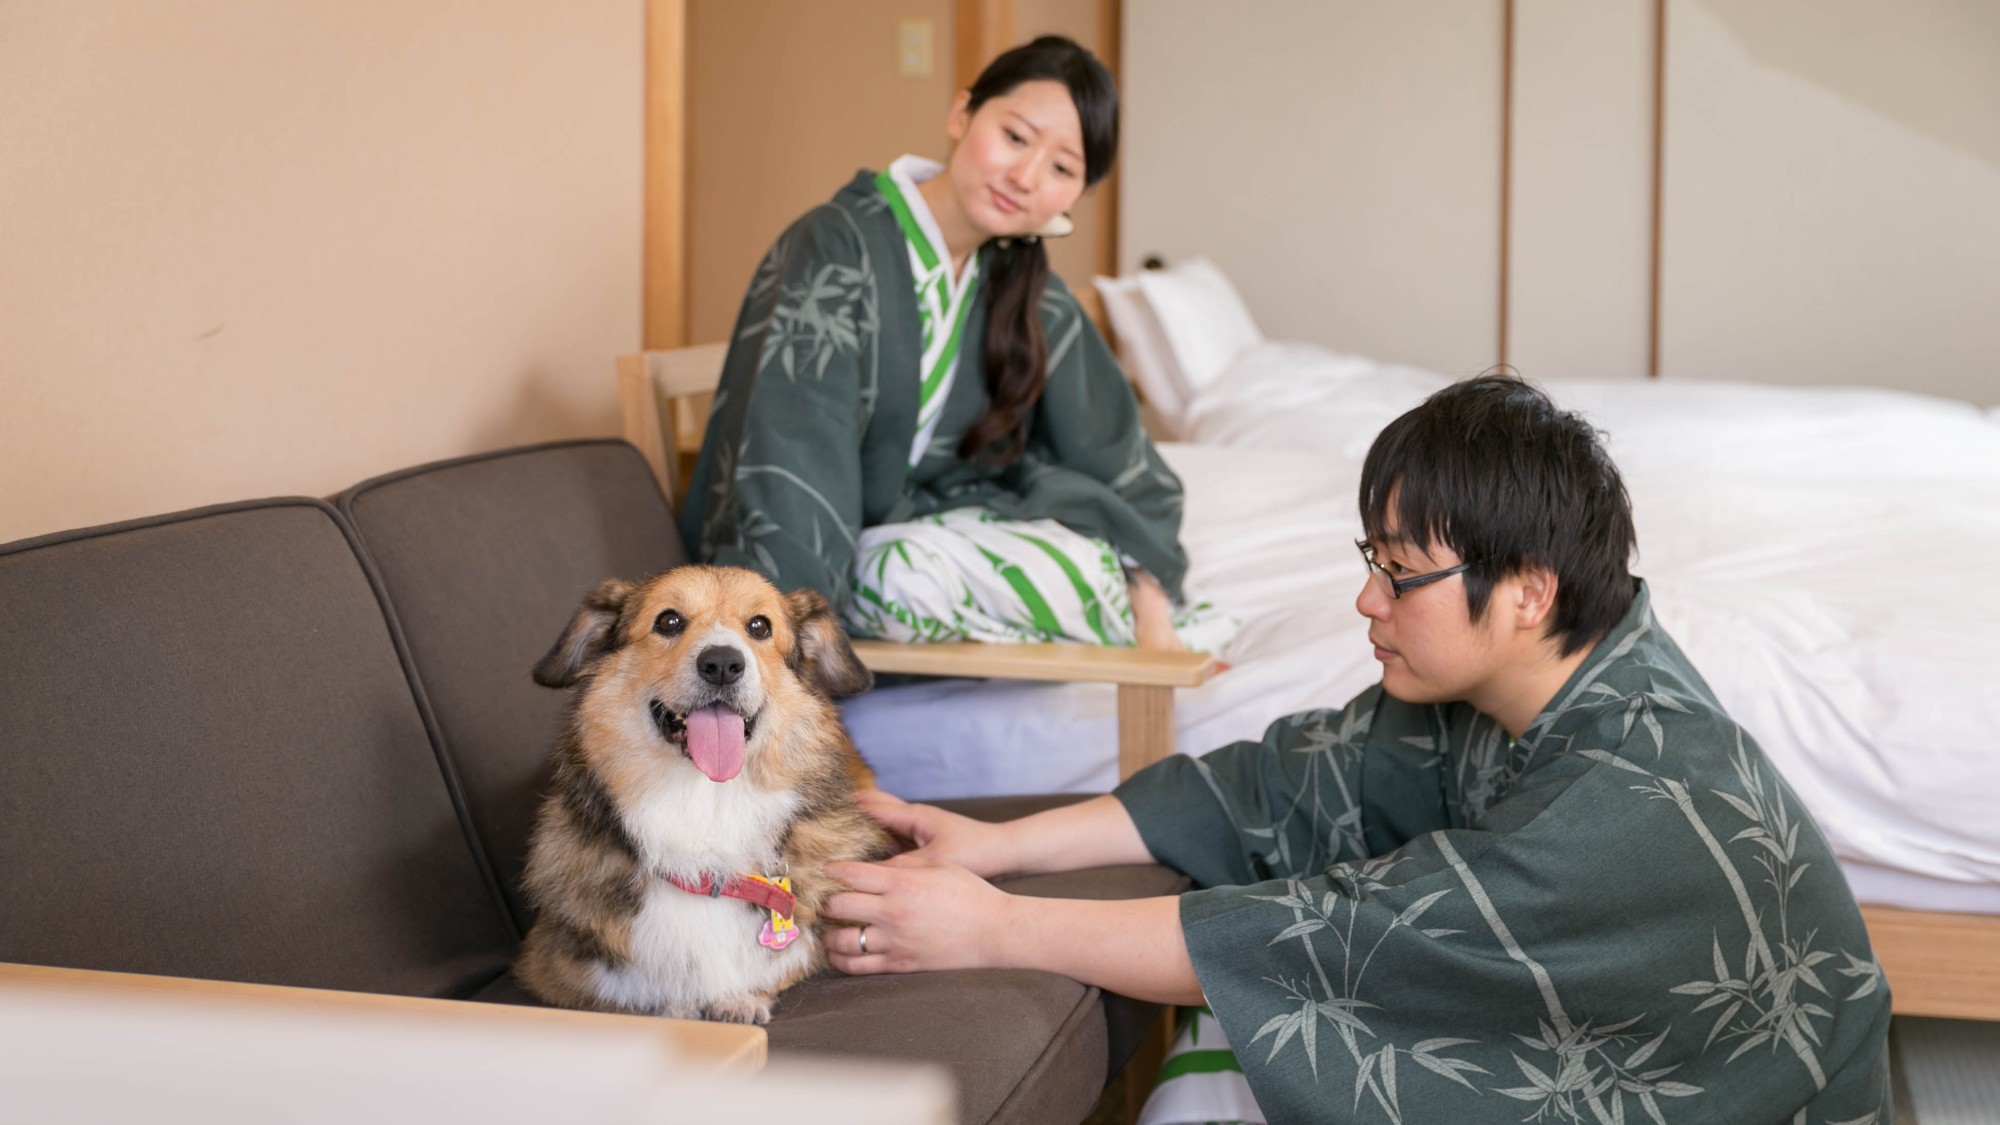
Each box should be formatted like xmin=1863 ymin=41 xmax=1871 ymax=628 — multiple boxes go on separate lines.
xmin=592 ymin=879 xmax=814 ymax=1017
xmin=589 ymin=763 xmax=813 ymax=1016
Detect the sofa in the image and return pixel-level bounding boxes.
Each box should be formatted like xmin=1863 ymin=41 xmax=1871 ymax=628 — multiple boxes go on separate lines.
xmin=0 ymin=439 xmax=1186 ymax=1125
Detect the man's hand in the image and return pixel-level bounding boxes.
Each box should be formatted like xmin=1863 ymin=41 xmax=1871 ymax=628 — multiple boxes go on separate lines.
xmin=854 ymin=789 xmax=1017 ymax=877
xmin=822 ymin=851 xmax=1203 ymax=1004
xmin=822 ymin=853 xmax=1015 ymax=974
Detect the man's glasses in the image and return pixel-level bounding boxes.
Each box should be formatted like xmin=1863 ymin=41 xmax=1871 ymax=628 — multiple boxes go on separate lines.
xmin=1356 ymin=539 xmax=1471 ymax=599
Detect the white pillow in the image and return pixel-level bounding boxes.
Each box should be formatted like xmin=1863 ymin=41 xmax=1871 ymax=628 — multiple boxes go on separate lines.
xmin=1093 ymin=272 xmax=1192 ymax=435
xmin=1133 ymin=256 xmax=1262 ymax=393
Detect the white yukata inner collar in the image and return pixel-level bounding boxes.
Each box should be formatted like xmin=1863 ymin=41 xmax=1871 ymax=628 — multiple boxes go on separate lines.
xmin=886 ymin=154 xmax=977 ymax=291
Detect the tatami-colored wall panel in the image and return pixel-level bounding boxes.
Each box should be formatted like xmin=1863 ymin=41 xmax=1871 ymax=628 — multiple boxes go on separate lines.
xmin=1659 ymin=0 xmax=2000 ymax=404
xmin=685 ymin=0 xmax=954 ymax=346
xmin=0 ymin=1 xmax=643 ymax=543
xmin=1507 ymin=0 xmax=1655 ymax=383
xmin=1119 ymin=1 xmax=1505 ymax=376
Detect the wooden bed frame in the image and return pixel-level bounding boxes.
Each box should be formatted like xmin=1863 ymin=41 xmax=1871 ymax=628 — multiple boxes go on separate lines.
xmin=1856 ymin=904 xmax=2000 ymax=1020
xmin=620 ymin=345 xmax=2000 ymax=1022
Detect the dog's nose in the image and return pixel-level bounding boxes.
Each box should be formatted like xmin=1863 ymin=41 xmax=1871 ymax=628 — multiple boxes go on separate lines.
xmin=696 ymin=645 xmax=745 ymax=686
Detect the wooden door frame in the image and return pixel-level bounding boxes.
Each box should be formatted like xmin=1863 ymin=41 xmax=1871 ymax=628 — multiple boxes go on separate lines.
xmin=643 ymin=0 xmax=686 ymax=352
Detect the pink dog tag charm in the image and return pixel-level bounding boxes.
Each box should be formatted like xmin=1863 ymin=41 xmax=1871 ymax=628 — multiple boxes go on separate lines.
xmin=754 ymin=874 xmax=799 ymax=950
xmin=759 ymin=913 xmax=799 ymax=950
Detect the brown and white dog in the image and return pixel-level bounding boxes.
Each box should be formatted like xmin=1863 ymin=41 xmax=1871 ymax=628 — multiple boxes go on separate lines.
xmin=514 ymin=565 xmax=893 ymax=1023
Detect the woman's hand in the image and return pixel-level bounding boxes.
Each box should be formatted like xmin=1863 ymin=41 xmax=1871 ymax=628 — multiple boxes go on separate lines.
xmin=854 ymin=789 xmax=1017 ymax=878
xmin=823 ymin=853 xmax=1015 ymax=975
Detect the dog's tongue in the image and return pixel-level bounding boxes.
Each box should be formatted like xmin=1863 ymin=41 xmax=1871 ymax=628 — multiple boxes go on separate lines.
xmin=684 ymin=704 xmax=746 ymax=782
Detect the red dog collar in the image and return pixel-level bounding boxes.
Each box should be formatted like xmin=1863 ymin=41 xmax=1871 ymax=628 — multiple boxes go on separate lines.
xmin=664 ymin=871 xmax=796 ymax=920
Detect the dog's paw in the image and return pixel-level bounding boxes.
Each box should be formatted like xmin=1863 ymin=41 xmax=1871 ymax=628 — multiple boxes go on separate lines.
xmin=704 ymin=994 xmax=775 ymax=1025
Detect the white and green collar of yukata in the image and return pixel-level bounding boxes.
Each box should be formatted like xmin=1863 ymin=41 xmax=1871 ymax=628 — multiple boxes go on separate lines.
xmin=886 ymin=153 xmax=1073 ymax=252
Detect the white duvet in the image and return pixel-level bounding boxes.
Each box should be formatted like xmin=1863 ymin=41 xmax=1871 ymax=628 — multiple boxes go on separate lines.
xmin=845 ymin=342 xmax=2000 ymax=912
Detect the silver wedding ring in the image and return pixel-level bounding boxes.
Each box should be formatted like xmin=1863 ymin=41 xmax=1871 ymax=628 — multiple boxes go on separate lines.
xmin=858 ymin=926 xmax=870 ymax=955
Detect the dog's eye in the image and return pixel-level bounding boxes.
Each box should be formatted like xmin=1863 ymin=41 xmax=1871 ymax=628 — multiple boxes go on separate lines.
xmin=745 ymin=615 xmax=772 ymax=641
xmin=654 ymin=609 xmax=685 ymax=637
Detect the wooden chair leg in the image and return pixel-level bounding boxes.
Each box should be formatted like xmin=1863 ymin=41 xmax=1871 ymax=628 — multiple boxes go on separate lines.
xmin=1117 ymin=684 xmax=1176 ymax=780
xmin=617 ymin=355 xmax=673 ymax=502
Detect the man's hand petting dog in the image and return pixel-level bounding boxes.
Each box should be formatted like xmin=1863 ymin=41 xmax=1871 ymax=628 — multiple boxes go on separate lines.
xmin=823 ymin=851 xmax=1014 ymax=975
xmin=852 ymin=788 xmax=1017 ymax=877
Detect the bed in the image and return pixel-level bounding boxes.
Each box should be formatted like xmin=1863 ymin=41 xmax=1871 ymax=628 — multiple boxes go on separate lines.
xmin=837 ymin=260 xmax=2000 ymax=1019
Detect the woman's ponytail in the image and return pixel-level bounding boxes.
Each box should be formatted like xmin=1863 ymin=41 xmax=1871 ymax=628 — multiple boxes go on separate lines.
xmin=954 ymin=35 xmax=1117 ymax=465
xmin=958 ymin=237 xmax=1049 ymax=463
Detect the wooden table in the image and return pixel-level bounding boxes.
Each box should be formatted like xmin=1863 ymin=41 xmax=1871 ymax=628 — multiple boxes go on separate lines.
xmin=0 ymin=961 xmax=780 ymax=1122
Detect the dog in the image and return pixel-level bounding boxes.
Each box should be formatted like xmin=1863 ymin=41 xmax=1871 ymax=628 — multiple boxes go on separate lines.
xmin=514 ymin=565 xmax=893 ymax=1023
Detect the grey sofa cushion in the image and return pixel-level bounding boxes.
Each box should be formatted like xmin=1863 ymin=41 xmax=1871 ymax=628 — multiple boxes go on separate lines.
xmin=338 ymin=440 xmax=687 ymax=927
xmin=769 ymin=967 xmax=1103 ymax=1124
xmin=472 ymin=794 xmax=1188 ymax=1125
xmin=766 ymin=862 xmax=1190 ymax=1125
xmin=471 ymin=858 xmax=1185 ymax=1125
xmin=943 ymin=795 xmax=1190 ymax=1111
xmin=0 ymin=500 xmax=515 ymax=998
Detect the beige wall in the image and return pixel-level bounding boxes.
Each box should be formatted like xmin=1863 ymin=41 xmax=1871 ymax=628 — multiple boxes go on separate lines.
xmin=1660 ymin=0 xmax=2000 ymax=401
xmin=687 ymin=0 xmax=954 ymax=345
xmin=0 ymin=1 xmax=643 ymax=544
xmin=1120 ymin=0 xmax=2000 ymax=404
xmin=1120 ymin=0 xmax=1507 ymax=376
xmin=1508 ymin=0 xmax=1655 ymax=383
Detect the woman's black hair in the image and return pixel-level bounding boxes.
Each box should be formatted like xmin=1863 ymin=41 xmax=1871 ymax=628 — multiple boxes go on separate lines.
xmin=957 ymin=35 xmax=1119 ymax=465
xmin=1358 ymin=373 xmax=1638 ymax=656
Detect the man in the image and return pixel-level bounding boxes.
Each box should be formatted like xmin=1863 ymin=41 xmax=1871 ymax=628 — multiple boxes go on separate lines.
xmin=826 ymin=375 xmax=1892 ymax=1123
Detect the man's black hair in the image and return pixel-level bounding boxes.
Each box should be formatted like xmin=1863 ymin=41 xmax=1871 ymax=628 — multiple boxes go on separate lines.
xmin=1358 ymin=373 xmax=1636 ymax=656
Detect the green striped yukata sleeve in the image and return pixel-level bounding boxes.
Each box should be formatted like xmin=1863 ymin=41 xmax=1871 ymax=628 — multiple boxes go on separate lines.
xmin=1138 ymin=1007 xmax=1264 ymax=1125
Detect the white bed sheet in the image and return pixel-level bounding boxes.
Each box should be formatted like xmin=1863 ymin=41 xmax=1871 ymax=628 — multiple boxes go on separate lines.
xmin=844 ymin=346 xmax=2000 ymax=912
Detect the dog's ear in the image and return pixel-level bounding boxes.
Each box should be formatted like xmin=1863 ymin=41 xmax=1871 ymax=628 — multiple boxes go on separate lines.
xmin=784 ymin=588 xmax=873 ymax=699
xmin=533 ymin=579 xmax=635 ymax=688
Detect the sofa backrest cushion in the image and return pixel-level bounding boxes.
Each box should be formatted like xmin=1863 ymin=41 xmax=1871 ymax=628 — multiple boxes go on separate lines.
xmin=0 ymin=500 xmax=516 ymax=997
xmin=338 ymin=441 xmax=687 ymax=928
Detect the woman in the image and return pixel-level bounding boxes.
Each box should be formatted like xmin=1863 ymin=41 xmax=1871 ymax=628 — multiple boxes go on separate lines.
xmin=680 ymin=36 xmax=1229 ymax=652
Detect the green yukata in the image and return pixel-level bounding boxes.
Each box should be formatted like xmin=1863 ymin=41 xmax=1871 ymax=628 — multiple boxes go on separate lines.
xmin=1116 ymin=582 xmax=1893 ymax=1124
xmin=680 ymin=168 xmax=1191 ymax=619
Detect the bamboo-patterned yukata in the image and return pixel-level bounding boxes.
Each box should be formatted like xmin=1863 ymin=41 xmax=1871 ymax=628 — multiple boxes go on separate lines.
xmin=1117 ymin=582 xmax=1893 ymax=1125
xmin=680 ymin=157 xmax=1232 ymax=651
